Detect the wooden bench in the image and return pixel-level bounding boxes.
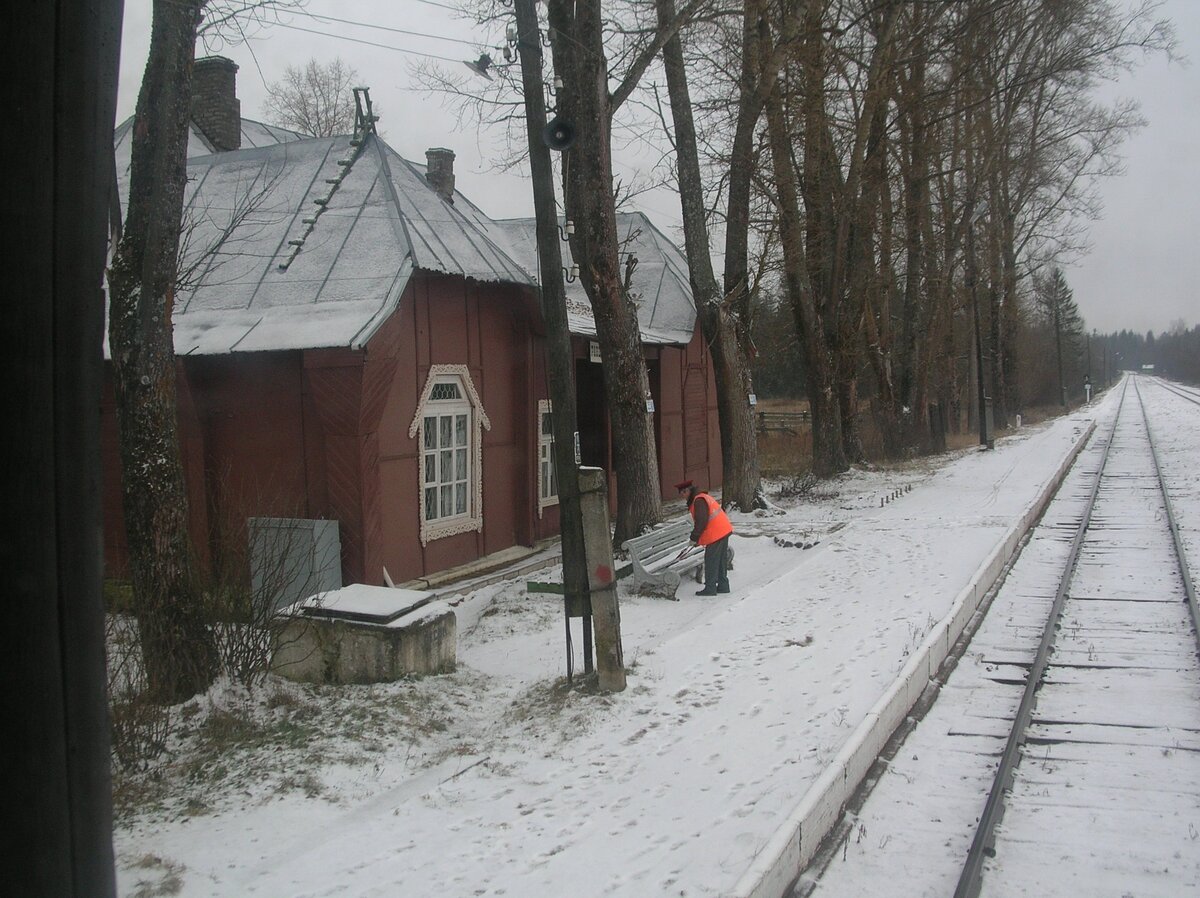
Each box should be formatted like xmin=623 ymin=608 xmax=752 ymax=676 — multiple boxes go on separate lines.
xmin=621 ymin=518 xmax=734 ymax=599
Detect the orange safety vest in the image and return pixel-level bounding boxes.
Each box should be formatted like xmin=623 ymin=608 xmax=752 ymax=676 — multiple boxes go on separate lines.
xmin=690 ymin=492 xmax=733 ymax=546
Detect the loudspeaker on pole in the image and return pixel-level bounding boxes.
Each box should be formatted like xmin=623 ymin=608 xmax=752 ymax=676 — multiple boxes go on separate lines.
xmin=542 ymin=116 xmax=576 ymax=151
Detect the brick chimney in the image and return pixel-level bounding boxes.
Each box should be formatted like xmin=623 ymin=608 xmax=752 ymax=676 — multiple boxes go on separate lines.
xmin=425 ymin=148 xmax=455 ymax=203
xmin=191 ymin=56 xmax=241 ymax=151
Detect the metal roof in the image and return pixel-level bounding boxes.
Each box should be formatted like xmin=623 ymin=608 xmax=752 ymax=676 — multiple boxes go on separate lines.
xmin=492 ymin=212 xmax=697 ymax=345
xmin=111 ymin=118 xmax=696 ymax=355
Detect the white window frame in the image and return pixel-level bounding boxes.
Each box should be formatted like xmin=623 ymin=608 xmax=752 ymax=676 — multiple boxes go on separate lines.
xmin=408 ymin=365 xmax=490 ymax=545
xmin=537 ymin=400 xmax=559 ymax=517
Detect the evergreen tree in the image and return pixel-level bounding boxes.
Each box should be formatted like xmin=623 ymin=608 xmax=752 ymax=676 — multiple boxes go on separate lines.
xmin=1034 ymin=268 xmax=1085 ymax=406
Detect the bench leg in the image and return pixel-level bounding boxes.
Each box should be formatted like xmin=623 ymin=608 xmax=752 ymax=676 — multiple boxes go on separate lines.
xmin=632 ymin=570 xmax=681 ymax=600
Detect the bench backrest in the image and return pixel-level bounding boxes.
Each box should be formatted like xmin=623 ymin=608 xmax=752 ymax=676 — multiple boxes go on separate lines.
xmin=622 ymin=519 xmax=692 ymax=564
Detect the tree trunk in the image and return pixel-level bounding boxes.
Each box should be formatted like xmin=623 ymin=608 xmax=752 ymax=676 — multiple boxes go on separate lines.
xmin=985 ymin=160 xmax=1008 ymax=429
xmin=1000 ymin=206 xmax=1021 ymax=421
xmin=547 ymin=0 xmax=661 ymax=545
xmin=657 ymin=0 xmax=762 ymax=511
xmin=106 ymin=0 xmax=216 ymax=702
xmin=895 ymin=3 xmax=936 ymax=454
xmin=763 ymin=67 xmax=846 ymax=477
xmin=1054 ymin=303 xmax=1067 ymax=407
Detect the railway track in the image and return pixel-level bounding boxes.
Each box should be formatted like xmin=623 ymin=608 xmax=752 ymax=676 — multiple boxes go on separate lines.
xmin=801 ymin=379 xmax=1200 ymax=898
xmin=1145 ymin=374 xmax=1200 ymax=407
xmin=956 ymin=378 xmax=1200 ymax=896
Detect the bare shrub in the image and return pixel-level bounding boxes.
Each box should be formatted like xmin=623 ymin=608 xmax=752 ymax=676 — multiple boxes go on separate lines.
xmin=776 ymin=473 xmax=819 ymax=499
xmin=105 ymin=611 xmax=171 ymax=772
xmin=200 ymin=506 xmax=331 ymax=688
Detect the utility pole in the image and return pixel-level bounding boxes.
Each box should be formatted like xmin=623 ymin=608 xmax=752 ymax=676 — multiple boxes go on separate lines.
xmin=1087 ymin=329 xmax=1093 ymax=385
xmin=512 ymin=0 xmax=619 ymax=686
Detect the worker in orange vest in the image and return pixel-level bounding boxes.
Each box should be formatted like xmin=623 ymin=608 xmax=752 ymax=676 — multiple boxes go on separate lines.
xmin=676 ymin=480 xmax=733 ymax=596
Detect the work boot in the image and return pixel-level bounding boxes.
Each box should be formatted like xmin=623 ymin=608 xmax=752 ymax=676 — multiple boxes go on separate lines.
xmin=696 ymin=588 xmax=718 ymax=597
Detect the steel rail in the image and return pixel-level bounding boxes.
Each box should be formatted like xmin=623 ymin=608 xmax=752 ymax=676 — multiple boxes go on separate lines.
xmin=953 ymin=381 xmax=1127 ymax=898
xmin=1146 ymin=375 xmax=1200 ymax=408
xmin=1133 ymin=377 xmax=1200 ymax=656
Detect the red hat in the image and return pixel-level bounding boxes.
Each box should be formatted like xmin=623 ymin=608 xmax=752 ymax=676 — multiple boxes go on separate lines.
xmin=674 ymin=479 xmax=694 ymax=492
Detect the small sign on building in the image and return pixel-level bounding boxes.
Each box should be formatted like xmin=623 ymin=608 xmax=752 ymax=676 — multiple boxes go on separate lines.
xmin=589 ymin=341 xmax=602 ymax=363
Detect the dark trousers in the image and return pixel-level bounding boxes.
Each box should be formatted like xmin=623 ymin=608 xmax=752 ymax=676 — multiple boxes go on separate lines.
xmin=703 ymin=535 xmax=730 ymax=592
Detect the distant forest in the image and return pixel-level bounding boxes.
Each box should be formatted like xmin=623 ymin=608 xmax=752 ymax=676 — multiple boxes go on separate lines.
xmin=1096 ymin=325 xmax=1200 ymax=385
xmin=753 ymin=294 xmax=1198 ymax=410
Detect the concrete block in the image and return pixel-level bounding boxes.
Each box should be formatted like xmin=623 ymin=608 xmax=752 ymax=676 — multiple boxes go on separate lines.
xmin=843 ymin=712 xmax=885 ymax=791
xmin=924 ymin=620 xmax=950 ymax=674
xmin=272 ymin=596 xmax=456 ymax=684
xmin=951 ymin=594 xmax=975 ymax=642
xmin=798 ymin=764 xmax=849 ymax=868
xmin=739 ymin=831 xmax=800 ymax=898
xmin=907 ymin=659 xmax=929 ymax=707
xmin=874 ymin=677 xmax=909 ymax=738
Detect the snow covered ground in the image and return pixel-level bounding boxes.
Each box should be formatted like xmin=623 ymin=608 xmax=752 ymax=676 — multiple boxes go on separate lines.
xmin=113 ymin=381 xmax=1185 ymax=898
xmin=804 ymin=376 xmax=1200 ymax=898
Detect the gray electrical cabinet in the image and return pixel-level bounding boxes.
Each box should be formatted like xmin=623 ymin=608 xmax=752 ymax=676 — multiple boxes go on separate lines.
xmin=248 ymin=517 xmax=342 ymax=611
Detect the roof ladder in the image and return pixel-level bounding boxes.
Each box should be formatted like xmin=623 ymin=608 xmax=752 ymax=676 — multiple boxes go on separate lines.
xmin=278 ymin=87 xmax=378 ymax=271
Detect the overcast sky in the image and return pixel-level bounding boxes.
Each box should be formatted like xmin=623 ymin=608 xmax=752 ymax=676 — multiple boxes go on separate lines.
xmin=116 ymin=0 xmax=1198 ymax=336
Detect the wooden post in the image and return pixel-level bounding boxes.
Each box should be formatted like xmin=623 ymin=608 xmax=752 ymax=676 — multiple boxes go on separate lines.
xmin=578 ymin=467 xmax=626 ymax=692
xmin=511 ymin=0 xmax=591 ymax=675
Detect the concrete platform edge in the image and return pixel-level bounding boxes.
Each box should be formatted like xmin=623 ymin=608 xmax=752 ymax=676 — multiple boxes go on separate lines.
xmin=729 ymin=420 xmax=1098 ymax=898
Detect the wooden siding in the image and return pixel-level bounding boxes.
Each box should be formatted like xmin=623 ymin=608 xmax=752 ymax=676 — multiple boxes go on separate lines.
xmin=99 ymin=274 xmax=723 ymax=590
xmin=372 ymin=274 xmax=537 ymax=584
xmin=304 ymin=356 xmax=367 ymax=583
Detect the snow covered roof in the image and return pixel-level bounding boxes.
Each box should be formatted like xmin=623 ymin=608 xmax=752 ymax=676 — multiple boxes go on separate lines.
xmin=111 ymin=117 xmax=696 ymax=355
xmin=493 ymin=212 xmax=697 ymax=345
xmin=113 ymin=115 xmax=305 ymax=176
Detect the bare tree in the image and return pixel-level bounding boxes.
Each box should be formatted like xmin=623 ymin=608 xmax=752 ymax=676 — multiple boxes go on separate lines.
xmin=655 ymin=0 xmax=764 ymax=511
xmin=107 ymin=0 xmax=217 ymax=702
xmin=264 ymin=57 xmax=360 ymax=136
xmin=107 ymin=0 xmax=300 ymax=704
xmin=786 ymin=0 xmax=1171 ymax=458
xmin=545 ymin=0 xmax=704 ymax=544
xmin=177 ymin=157 xmax=288 ymax=292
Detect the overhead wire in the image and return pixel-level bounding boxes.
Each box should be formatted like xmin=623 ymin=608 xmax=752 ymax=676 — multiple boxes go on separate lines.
xmin=269 ymin=21 xmax=471 ymax=64
xmin=409 ymin=0 xmax=465 ymax=11
xmin=167 ymin=0 xmax=500 ymax=65
xmin=290 ymin=10 xmax=483 ymax=48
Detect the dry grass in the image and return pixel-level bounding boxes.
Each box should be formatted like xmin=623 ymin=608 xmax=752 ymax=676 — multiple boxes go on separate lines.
xmin=754 ymin=398 xmax=812 ymax=475
xmin=758 ymin=429 xmax=813 ymax=476
xmin=944 ymin=430 xmax=981 ymax=452
xmin=126 ymin=854 xmax=184 ymax=898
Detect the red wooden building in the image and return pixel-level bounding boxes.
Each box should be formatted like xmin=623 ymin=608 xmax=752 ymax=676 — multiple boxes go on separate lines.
xmin=102 ymin=57 xmax=722 ymax=588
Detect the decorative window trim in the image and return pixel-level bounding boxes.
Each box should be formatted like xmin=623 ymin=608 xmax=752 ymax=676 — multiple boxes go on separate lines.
xmin=537 ymin=399 xmax=559 ymax=518
xmin=408 ymin=365 xmax=491 ymax=546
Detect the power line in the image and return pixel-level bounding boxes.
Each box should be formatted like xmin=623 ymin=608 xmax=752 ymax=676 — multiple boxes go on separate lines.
xmin=270 ymin=20 xmax=469 ymax=64
xmin=410 ymin=0 xmax=465 ymax=11
xmin=295 ymin=10 xmax=482 ymax=48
